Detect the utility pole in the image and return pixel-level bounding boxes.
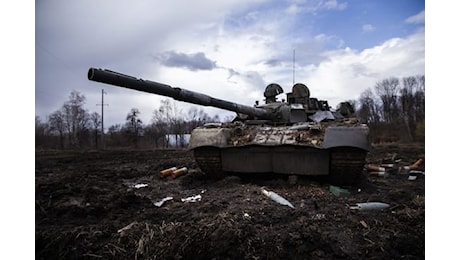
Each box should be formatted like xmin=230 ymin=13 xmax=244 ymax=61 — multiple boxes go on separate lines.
xmin=293 ymin=49 xmax=296 ymax=85
xmin=96 ymin=89 xmax=108 ymax=149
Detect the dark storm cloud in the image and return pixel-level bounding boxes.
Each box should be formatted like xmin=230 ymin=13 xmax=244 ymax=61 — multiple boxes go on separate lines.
xmin=264 ymin=59 xmax=282 ymax=67
xmin=157 ymin=51 xmax=217 ymax=71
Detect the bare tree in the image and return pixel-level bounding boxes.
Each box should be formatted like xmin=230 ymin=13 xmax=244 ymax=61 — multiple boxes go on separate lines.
xmin=375 ymin=77 xmax=400 ymax=124
xmin=35 ymin=116 xmax=49 ymax=148
xmin=144 ymin=123 xmax=163 ymax=148
xmin=151 ymin=106 xmax=169 ymax=148
xmin=151 ymin=100 xmax=185 ymax=147
xmin=357 ymin=88 xmax=381 ymax=124
xmin=414 ymin=75 xmax=425 ymax=124
xmin=185 ymin=107 xmax=213 ymax=132
xmin=62 ymin=90 xmax=90 ymax=147
xmin=106 ymin=124 xmax=123 ymax=147
xmin=400 ymin=76 xmax=417 ymax=141
xmin=48 ymin=110 xmax=66 ymax=149
xmin=355 ymin=75 xmax=424 ymax=143
xmin=90 ymin=112 xmax=102 ymax=148
xmin=125 ymin=108 xmax=143 ymax=147
xmin=413 ymin=75 xmax=425 ymax=141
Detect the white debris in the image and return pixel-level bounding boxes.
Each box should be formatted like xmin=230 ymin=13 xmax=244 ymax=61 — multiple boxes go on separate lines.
xmin=133 ymin=183 xmax=148 ymax=189
xmin=349 ymin=202 xmax=390 ymax=211
xmin=408 ymin=175 xmax=417 ymax=181
xmin=261 ymin=188 xmax=295 ymax=209
xmin=153 ymin=196 xmax=174 ymax=207
xmin=181 ymin=194 xmax=202 ymax=203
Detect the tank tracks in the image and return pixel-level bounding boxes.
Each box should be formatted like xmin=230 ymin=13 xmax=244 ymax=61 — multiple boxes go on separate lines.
xmin=193 ymin=146 xmax=367 ymax=185
xmin=329 ymin=147 xmax=368 ymax=185
xmin=193 ymin=147 xmax=225 ymax=179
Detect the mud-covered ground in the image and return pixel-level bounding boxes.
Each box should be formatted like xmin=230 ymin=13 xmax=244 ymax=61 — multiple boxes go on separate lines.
xmin=35 ymin=143 xmax=424 ymax=259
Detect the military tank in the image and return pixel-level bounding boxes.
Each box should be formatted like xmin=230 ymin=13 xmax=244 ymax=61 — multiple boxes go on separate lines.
xmin=88 ymin=68 xmax=370 ymax=185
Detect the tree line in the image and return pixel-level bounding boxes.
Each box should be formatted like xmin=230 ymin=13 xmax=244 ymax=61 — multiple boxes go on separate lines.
xmin=354 ymin=75 xmax=424 ymax=143
xmin=35 ymin=93 xmax=221 ymax=149
xmin=35 ymin=74 xmax=424 ymax=150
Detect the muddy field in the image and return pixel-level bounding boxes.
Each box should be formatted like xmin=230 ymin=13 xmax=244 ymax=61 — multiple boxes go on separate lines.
xmin=35 ymin=143 xmax=424 ymax=259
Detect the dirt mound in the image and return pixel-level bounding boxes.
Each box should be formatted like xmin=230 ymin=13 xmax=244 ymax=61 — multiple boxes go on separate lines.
xmin=36 ymin=144 xmax=424 ymax=259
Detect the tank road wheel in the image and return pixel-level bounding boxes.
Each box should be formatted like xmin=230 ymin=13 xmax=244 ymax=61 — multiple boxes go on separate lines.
xmin=329 ymin=147 xmax=368 ymax=186
xmin=193 ymin=147 xmax=226 ymax=179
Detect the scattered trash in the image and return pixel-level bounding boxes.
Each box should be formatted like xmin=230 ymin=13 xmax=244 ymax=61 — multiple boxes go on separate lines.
xmin=399 ymin=158 xmax=425 ymax=173
xmin=399 ymin=166 xmax=410 ymax=173
xmin=408 ymin=175 xmax=417 ymax=181
xmin=409 ymin=170 xmax=424 ymax=175
xmin=160 ymin=167 xmax=177 ymax=177
xmin=181 ymin=194 xmax=202 ymax=203
xmin=261 ymin=188 xmax=295 ymax=209
xmin=368 ymin=171 xmax=388 ymax=177
xmin=133 ymin=183 xmax=148 ymax=189
xmin=350 ymin=202 xmax=390 ymax=211
xmin=153 ymin=196 xmax=174 ymax=207
xmin=242 ymin=212 xmax=251 ymax=220
xmin=171 ymin=167 xmax=188 ymax=179
xmin=409 ymin=158 xmax=424 ymax=170
xmin=329 ymin=185 xmax=350 ymax=197
xmin=366 ymin=165 xmax=385 ymax=172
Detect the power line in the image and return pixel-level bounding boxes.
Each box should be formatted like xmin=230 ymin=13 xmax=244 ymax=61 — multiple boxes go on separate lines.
xmin=35 ymin=41 xmax=87 ymax=85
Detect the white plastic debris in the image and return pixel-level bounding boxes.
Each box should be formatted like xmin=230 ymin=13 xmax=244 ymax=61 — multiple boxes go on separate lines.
xmin=181 ymin=194 xmax=202 ymax=203
xmin=153 ymin=196 xmax=174 ymax=207
xmin=261 ymin=188 xmax=295 ymax=209
xmin=408 ymin=175 xmax=417 ymax=181
xmin=366 ymin=165 xmax=385 ymax=172
xmin=133 ymin=183 xmax=148 ymax=189
xmin=349 ymin=202 xmax=390 ymax=211
xmin=289 ymin=124 xmax=309 ymax=130
xmin=380 ymin=164 xmax=395 ymax=168
xmin=368 ymin=171 xmax=388 ymax=177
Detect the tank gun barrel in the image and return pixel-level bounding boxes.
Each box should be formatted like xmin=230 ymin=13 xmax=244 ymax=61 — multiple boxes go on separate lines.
xmin=88 ymin=68 xmax=275 ymax=119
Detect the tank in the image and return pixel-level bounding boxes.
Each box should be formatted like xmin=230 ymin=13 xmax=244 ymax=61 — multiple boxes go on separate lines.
xmin=88 ymin=68 xmax=370 ymax=185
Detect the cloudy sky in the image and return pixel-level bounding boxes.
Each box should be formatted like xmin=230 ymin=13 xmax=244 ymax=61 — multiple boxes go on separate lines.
xmin=36 ymin=0 xmax=425 ymax=128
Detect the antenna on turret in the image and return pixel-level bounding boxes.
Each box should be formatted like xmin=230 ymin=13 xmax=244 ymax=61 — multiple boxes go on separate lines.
xmin=293 ymin=49 xmax=296 ymax=85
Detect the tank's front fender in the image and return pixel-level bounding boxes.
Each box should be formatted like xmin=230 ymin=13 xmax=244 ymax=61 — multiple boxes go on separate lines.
xmin=322 ymin=125 xmax=371 ymax=151
xmin=188 ymin=127 xmax=231 ymax=149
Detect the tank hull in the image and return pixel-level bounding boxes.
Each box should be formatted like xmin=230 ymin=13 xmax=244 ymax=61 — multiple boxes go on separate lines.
xmin=190 ymin=121 xmax=370 ymax=185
